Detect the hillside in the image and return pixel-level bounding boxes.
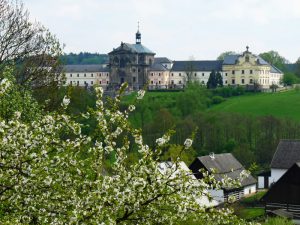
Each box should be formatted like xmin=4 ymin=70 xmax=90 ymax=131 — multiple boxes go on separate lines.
xmin=208 ymin=90 xmax=300 ymax=121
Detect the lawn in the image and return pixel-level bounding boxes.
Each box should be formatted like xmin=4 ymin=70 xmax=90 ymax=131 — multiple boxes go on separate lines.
xmin=208 ymin=90 xmax=300 ymax=121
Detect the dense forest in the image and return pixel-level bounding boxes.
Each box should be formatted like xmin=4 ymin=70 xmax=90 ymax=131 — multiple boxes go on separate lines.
xmin=61 ymin=52 xmax=109 ymax=65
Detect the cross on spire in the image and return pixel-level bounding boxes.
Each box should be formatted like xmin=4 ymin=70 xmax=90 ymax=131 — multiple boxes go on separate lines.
xmin=136 ymin=21 xmax=141 ymax=44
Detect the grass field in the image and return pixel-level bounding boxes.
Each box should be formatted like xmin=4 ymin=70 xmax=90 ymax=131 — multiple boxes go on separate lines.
xmin=208 ymin=90 xmax=300 ymax=121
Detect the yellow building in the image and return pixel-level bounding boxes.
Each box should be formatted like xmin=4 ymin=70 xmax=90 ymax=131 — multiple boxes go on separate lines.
xmin=222 ymin=47 xmax=283 ymax=89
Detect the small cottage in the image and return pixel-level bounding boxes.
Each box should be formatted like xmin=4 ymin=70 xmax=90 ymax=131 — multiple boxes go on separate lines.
xmin=259 ymin=140 xmax=300 ymax=188
xmin=261 ymin=162 xmax=300 ymax=219
xmin=189 ymin=153 xmax=257 ymax=204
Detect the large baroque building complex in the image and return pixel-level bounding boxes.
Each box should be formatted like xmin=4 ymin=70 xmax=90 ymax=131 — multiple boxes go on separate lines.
xmin=63 ymin=30 xmax=283 ymax=90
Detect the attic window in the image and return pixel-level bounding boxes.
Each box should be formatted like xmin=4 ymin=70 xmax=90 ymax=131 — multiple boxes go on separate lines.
xmin=70 ymin=74 xmax=72 ymax=77
xmin=179 ymin=73 xmax=181 ymax=76
xmin=245 ymin=55 xmax=250 ymax=62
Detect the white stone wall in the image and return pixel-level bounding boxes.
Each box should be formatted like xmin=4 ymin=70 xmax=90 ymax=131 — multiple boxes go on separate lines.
xmin=258 ymin=176 xmax=265 ymax=189
xmin=148 ymin=71 xmax=169 ymax=89
xmin=269 ymin=72 xmax=283 ymax=86
xmin=244 ymin=184 xmax=256 ymax=195
xmin=170 ymin=71 xmax=226 ymax=87
xmin=64 ymin=72 xmax=110 ymax=87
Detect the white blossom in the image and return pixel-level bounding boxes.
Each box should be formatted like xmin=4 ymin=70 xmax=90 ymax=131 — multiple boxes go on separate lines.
xmin=184 ymin=138 xmax=193 ymax=148
xmin=62 ymin=96 xmax=70 ymax=107
xmin=137 ymin=89 xmax=145 ymax=100
xmin=128 ymin=105 xmax=135 ymax=112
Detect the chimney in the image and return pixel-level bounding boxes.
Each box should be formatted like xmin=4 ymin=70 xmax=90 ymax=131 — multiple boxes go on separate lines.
xmin=209 ymin=152 xmax=215 ymax=160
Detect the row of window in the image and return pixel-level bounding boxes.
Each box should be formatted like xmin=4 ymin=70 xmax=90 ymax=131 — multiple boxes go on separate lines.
xmin=69 ymin=73 xmax=109 ymax=78
xmin=69 ymin=80 xmax=109 ymax=85
xmin=231 ymin=70 xmax=253 ymax=75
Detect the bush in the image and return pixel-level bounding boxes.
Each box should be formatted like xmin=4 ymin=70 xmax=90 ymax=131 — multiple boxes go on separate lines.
xmin=212 ymin=95 xmax=225 ymax=104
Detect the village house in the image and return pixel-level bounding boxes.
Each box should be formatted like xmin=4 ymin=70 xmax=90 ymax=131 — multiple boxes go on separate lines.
xmin=189 ymin=153 xmax=257 ymax=205
xmin=261 ymin=162 xmax=300 ymax=220
xmin=258 ymin=140 xmax=300 ymax=189
xmin=158 ymin=161 xmax=219 ymax=207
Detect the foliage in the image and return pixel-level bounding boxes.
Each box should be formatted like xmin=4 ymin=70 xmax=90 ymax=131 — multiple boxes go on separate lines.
xmin=212 ymin=96 xmax=225 ymax=104
xmin=0 ymin=66 xmax=41 ymax=122
xmin=295 ymin=57 xmax=300 ymax=78
xmin=212 ymin=86 xmax=246 ymax=97
xmin=0 ymin=0 xmax=64 ymax=88
xmin=259 ymin=51 xmax=289 ymax=72
xmin=282 ymin=72 xmax=299 ymax=85
xmin=207 ymin=70 xmax=223 ymax=89
xmin=0 ymin=75 xmax=254 ymax=224
xmin=217 ymin=51 xmax=237 ymax=60
xmin=176 ymin=83 xmax=211 ymax=117
xmin=263 ymin=217 xmax=293 ymax=225
xmin=61 ymin=52 xmax=109 ymax=65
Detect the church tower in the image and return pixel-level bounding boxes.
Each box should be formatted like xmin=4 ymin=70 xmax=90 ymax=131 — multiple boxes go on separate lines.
xmin=136 ymin=22 xmax=141 ymax=44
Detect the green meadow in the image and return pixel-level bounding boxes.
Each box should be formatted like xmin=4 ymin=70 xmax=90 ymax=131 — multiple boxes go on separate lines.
xmin=208 ymin=90 xmax=300 ymax=121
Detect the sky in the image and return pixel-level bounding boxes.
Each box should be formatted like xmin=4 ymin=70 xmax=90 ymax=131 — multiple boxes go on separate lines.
xmin=24 ymin=0 xmax=300 ymax=62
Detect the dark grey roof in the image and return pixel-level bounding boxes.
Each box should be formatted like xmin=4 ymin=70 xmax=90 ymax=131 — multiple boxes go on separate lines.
xmin=256 ymin=56 xmax=269 ymax=65
xmin=223 ymin=54 xmax=269 ymax=65
xmin=63 ymin=65 xmax=110 ymax=73
xmin=223 ymin=55 xmax=239 ymax=65
xmin=196 ymin=153 xmax=257 ymax=188
xmin=110 ymin=42 xmax=155 ymax=55
xmin=149 ymin=63 xmax=168 ymax=71
xmin=171 ymin=60 xmax=223 ymax=72
xmin=271 ymin=140 xmax=300 ymax=169
xmin=270 ymin=65 xmax=283 ymax=74
xmin=154 ymin=57 xmax=172 ymax=64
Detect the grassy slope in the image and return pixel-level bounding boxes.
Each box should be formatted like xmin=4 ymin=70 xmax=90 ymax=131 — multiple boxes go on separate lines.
xmin=208 ymin=90 xmax=300 ymax=121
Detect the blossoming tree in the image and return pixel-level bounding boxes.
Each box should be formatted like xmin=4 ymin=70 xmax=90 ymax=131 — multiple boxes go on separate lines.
xmin=0 ymin=70 xmax=253 ymax=224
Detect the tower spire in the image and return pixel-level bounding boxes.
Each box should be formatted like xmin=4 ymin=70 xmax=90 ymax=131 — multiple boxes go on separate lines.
xmin=136 ymin=21 xmax=141 ymax=44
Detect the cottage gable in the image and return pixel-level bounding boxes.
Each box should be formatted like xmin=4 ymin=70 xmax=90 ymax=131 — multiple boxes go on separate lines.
xmin=271 ymin=140 xmax=300 ymax=169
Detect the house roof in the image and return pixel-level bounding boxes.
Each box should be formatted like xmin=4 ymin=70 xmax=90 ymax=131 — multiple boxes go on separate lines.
xmin=109 ymin=42 xmax=155 ymax=55
xmin=154 ymin=57 xmax=172 ymax=64
xmin=270 ymin=65 xmax=283 ymax=74
xmin=223 ymin=54 xmax=269 ymax=65
xmin=270 ymin=140 xmax=300 ymax=169
xmin=261 ymin=162 xmax=300 ymax=204
xmin=171 ymin=60 xmax=223 ymax=72
xmin=63 ymin=64 xmax=110 ymax=73
xmin=190 ymin=153 xmax=257 ymax=189
xmin=149 ymin=63 xmax=168 ymax=71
